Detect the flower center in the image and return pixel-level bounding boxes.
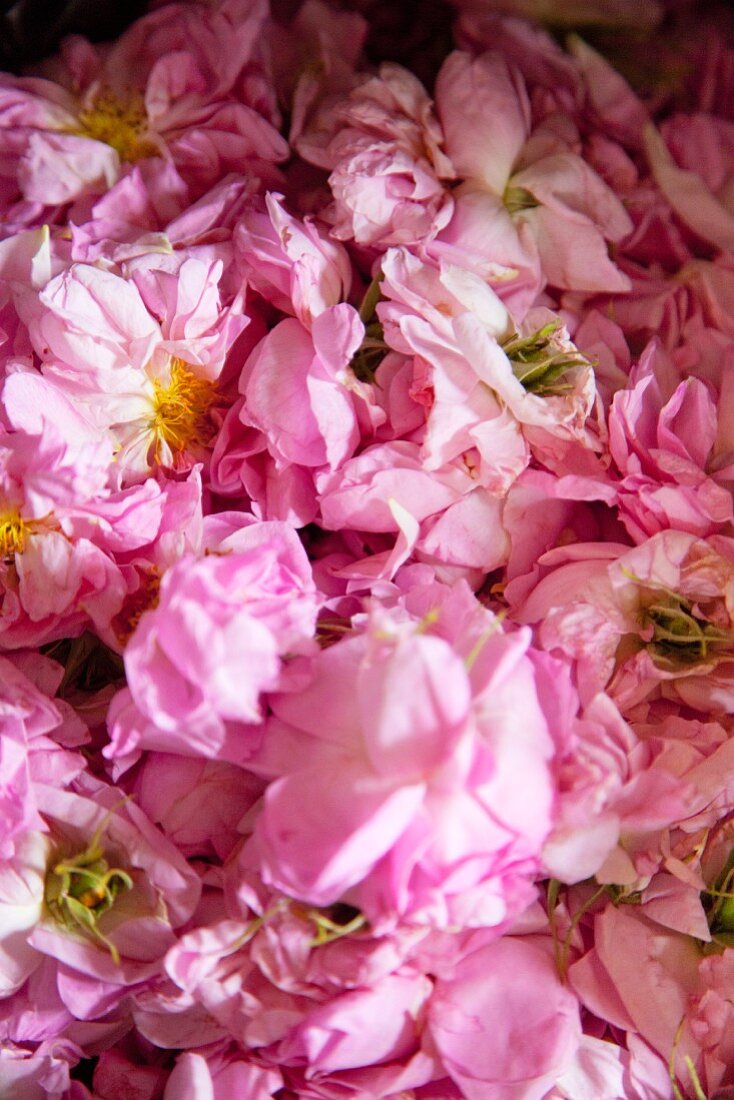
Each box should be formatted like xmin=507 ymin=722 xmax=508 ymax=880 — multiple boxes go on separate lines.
xmin=150 ymin=359 xmax=218 ymax=462
xmin=502 ymin=321 xmax=590 ymax=395
xmin=291 ymin=901 xmax=366 ymax=945
xmin=111 ymin=566 xmax=161 ymax=644
xmin=643 ymin=592 xmax=733 ymax=669
xmin=503 ymin=184 xmax=540 ymax=215
xmin=350 ymin=320 xmax=388 ymax=383
xmin=75 ymin=90 xmax=157 ymax=163
xmin=350 ymin=272 xmax=388 ymax=383
xmin=0 ymin=510 xmax=28 ymax=561
xmin=45 ymin=829 xmax=133 ymax=963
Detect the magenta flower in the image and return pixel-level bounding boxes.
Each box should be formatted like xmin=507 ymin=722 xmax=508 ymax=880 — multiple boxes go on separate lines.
xmin=1 ymin=0 xmax=733 ymax=1090
xmin=433 ymin=50 xmax=632 ymax=314
xmin=514 ymin=529 xmax=734 ymax=716
xmin=108 ymin=518 xmax=318 ymax=764
xmin=0 ymin=1037 xmax=83 ymax=1099
xmin=16 ymin=249 xmax=249 ymax=481
xmin=0 ymin=425 xmax=129 ymax=648
xmin=429 ymin=935 xmax=581 ymax=1100
xmin=240 ymin=304 xmax=365 ymax=473
xmin=608 ymin=340 xmax=733 ymax=541
xmin=298 ymin=61 xmax=455 ymax=248
xmin=164 ymin=1050 xmax=282 ymax=1100
xmin=0 ymin=0 xmax=288 ymax=230
xmin=0 ymin=779 xmax=200 ymax=1013
xmin=0 ymin=652 xmax=84 ymax=866
xmin=252 ymin=596 xmax=558 ymax=930
xmin=234 ymin=192 xmax=352 ymax=327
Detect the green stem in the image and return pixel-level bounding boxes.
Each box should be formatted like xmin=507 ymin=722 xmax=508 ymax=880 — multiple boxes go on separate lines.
xmin=358 ymin=271 xmax=384 ymax=324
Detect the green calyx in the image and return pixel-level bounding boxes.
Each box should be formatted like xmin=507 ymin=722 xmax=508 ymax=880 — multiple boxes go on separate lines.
xmin=703 ymin=842 xmax=734 ymax=942
xmin=350 ymin=320 xmax=389 ymax=383
xmin=503 ymin=185 xmax=540 ymax=215
xmin=350 ymin=271 xmax=388 ymax=383
xmin=644 ymin=592 xmax=733 ymax=669
xmin=502 ymin=321 xmax=590 ymax=395
xmin=45 ymin=823 xmax=133 ymax=964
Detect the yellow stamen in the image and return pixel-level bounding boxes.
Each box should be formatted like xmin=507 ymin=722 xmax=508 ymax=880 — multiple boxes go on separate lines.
xmin=291 ymin=901 xmax=367 ymax=946
xmin=112 ymin=566 xmax=161 ymax=644
xmin=75 ymin=90 xmax=157 ymax=163
xmin=0 ymin=510 xmax=27 ymax=560
xmin=150 ymin=359 xmax=218 ymax=463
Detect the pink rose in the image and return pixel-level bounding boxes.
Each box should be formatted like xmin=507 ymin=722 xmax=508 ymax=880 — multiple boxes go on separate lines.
xmin=109 ymin=519 xmax=318 ymax=762
xmin=429 ymin=935 xmax=581 ymax=1100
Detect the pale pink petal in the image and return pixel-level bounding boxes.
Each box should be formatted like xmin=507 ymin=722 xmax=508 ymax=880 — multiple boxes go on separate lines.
xmin=435 ymin=51 xmax=530 ymax=195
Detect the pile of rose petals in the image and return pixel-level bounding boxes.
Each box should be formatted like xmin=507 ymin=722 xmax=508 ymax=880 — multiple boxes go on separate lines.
xmin=2 ymin=0 xmax=734 ymax=1096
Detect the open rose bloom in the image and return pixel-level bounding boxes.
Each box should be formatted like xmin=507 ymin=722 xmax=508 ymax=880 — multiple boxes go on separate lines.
xmin=2 ymin=0 xmax=734 ymax=1096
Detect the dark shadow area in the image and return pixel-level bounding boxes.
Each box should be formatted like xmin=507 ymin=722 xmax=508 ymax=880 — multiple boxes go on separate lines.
xmin=0 ymin=0 xmax=149 ymax=71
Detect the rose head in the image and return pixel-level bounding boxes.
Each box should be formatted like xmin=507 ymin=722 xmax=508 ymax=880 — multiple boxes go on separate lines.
xmin=252 ymin=601 xmax=558 ymax=931
xmin=109 ymin=520 xmax=319 ymax=763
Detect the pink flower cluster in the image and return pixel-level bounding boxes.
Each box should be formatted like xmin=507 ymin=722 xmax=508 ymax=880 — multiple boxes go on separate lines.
xmin=1 ymin=0 xmax=734 ymax=1096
